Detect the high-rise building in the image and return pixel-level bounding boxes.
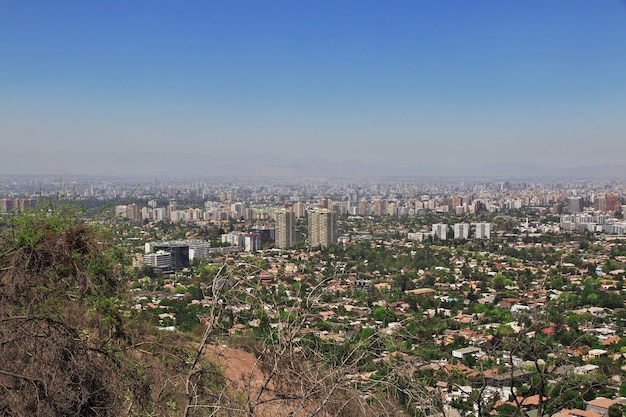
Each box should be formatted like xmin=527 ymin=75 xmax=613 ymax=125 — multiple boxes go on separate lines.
xmin=606 ymin=194 xmax=621 ymax=213
xmin=231 ymin=202 xmax=245 ymax=219
xmin=0 ymin=198 xmax=14 ymax=213
xmin=244 ymin=233 xmax=261 ymax=252
xmin=243 ymin=208 xmax=255 ymax=221
xmin=248 ymin=227 xmax=274 ymax=244
xmin=128 ymin=204 xmax=141 ymax=221
xmin=276 ymin=209 xmax=296 ymax=249
xmin=594 ymin=196 xmax=606 ymax=212
xmin=330 ymin=201 xmax=345 ymax=216
xmin=221 ymin=231 xmax=244 ymax=247
xmin=432 ymin=223 xmax=448 ymax=240
xmin=473 ymin=223 xmax=492 ymax=239
xmin=373 ymin=200 xmax=386 ymax=216
xmin=309 ymin=209 xmax=336 ymax=248
xmin=568 ymin=197 xmax=583 ymax=213
xmin=293 ymin=202 xmax=306 ymax=218
xmin=453 ymin=223 xmax=471 ymax=239
xmin=14 ymin=198 xmax=37 ymax=212
xmin=358 ymin=199 xmax=369 ymax=216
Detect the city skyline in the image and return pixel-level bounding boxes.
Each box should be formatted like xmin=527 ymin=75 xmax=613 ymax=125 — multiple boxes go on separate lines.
xmin=2 ymin=1 xmax=626 ymax=177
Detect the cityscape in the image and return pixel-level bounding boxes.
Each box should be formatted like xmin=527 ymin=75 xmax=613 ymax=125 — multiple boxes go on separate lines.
xmin=2 ymin=1 xmax=626 ymax=416
xmin=2 ymin=173 xmax=626 ymax=415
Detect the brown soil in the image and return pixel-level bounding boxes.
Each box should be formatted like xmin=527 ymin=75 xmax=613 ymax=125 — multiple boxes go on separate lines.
xmin=206 ymin=344 xmax=275 ymax=398
xmin=206 ymin=344 xmax=330 ymax=417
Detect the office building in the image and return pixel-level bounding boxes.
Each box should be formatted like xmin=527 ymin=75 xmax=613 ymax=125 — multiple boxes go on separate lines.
xmin=248 ymin=227 xmax=274 ymax=244
xmin=144 ymin=239 xmax=209 ymax=271
xmin=143 ymin=251 xmax=172 ymax=273
xmin=186 ymin=239 xmax=211 ymax=260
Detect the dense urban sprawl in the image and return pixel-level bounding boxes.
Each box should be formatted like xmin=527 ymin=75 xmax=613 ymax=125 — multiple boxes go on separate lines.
xmin=2 ymin=175 xmax=626 ymax=417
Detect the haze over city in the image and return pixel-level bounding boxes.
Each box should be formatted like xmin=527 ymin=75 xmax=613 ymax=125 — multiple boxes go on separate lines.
xmin=1 ymin=1 xmax=625 ymax=177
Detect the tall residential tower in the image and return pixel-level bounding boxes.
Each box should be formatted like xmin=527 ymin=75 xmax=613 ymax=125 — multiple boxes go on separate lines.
xmin=276 ymin=209 xmax=296 ymax=249
xmin=308 ymin=209 xmax=336 ymax=248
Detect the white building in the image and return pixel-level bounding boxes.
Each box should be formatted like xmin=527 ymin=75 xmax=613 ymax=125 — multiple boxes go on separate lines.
xmin=186 ymin=239 xmax=211 ymax=260
xmin=473 ymin=223 xmax=492 ymax=239
xmin=221 ymin=231 xmax=244 ymax=247
xmin=408 ymin=231 xmax=433 ymax=242
xmin=244 ymin=233 xmax=261 ymax=252
xmin=452 ymin=347 xmax=484 ymax=360
xmin=453 ymin=223 xmax=471 ymax=239
xmin=432 ymin=223 xmax=448 ymax=240
xmin=143 ymin=251 xmax=172 ymax=272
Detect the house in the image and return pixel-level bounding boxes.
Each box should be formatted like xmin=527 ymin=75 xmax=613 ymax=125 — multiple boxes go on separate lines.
xmin=588 ymin=307 xmax=607 ymax=318
xmin=484 ymin=369 xmax=531 ymax=388
xmin=574 ymin=364 xmax=599 ymax=375
xmin=511 ymin=304 xmax=531 ymax=314
xmin=586 ymin=349 xmax=608 ymax=360
xmin=586 ymin=327 xmax=616 ymax=341
xmin=600 ymin=336 xmax=621 ymax=347
xmin=405 ymin=288 xmax=436 ymax=295
xmin=454 ymin=313 xmax=477 ymax=324
xmin=452 ymin=346 xmax=484 ymax=360
xmin=585 ymin=397 xmax=616 ymax=417
xmin=553 ymin=409 xmax=601 ymax=417
xmin=258 ymin=271 xmax=274 ymax=285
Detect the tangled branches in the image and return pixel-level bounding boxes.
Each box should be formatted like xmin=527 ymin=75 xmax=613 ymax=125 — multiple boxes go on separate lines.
xmin=0 ymin=211 xmax=141 ymax=416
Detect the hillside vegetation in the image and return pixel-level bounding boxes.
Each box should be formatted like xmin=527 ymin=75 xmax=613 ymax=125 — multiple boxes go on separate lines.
xmin=0 ymin=211 xmax=199 ymax=416
xmin=0 ymin=211 xmax=404 ymax=417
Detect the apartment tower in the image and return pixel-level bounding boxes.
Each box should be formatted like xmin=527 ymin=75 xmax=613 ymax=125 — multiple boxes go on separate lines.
xmin=308 ymin=208 xmax=336 ymax=248
xmin=276 ymin=209 xmax=296 ymax=249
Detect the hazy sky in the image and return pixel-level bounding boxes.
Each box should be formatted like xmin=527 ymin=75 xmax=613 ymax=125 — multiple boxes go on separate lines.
xmin=1 ymin=1 xmax=625 ymax=177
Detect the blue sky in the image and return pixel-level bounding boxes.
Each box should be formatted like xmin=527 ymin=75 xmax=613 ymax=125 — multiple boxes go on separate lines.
xmin=1 ymin=1 xmax=625 ymax=176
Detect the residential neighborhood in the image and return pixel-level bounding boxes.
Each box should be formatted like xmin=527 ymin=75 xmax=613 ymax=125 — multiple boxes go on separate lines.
xmin=3 ymin=174 xmax=626 ymax=416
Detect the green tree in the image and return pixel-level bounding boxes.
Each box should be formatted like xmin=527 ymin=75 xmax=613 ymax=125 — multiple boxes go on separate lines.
xmin=372 ymin=306 xmax=398 ymax=325
xmin=608 ymin=403 xmax=623 ymax=417
xmin=492 ymin=273 xmax=507 ymax=290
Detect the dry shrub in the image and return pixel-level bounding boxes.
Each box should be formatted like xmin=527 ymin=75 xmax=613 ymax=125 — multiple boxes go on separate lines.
xmin=0 ymin=316 xmax=121 ymax=416
xmin=0 ymin=216 xmax=120 ymax=310
xmin=0 ymin=212 xmax=145 ymax=416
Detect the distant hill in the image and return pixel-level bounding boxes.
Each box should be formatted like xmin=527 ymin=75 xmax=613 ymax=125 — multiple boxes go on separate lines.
xmin=2 ymin=149 xmax=626 ymax=179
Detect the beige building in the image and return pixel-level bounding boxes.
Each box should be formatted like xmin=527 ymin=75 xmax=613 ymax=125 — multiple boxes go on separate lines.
xmin=275 ymin=209 xmax=296 ymax=249
xmin=308 ymin=208 xmax=336 ymax=248
xmin=293 ymin=202 xmax=306 ymax=218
